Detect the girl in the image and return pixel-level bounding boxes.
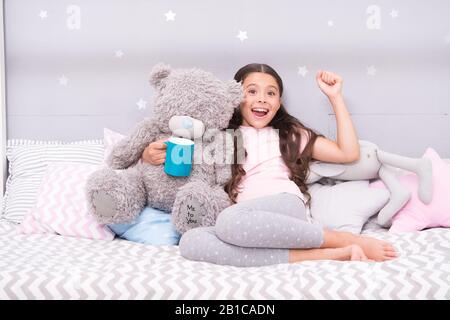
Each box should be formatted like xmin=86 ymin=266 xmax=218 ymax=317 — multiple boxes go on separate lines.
xmin=142 ymin=63 xmax=397 ymax=267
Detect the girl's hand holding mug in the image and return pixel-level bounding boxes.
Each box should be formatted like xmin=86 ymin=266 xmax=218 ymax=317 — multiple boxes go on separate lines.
xmin=141 ymin=138 xmax=167 ymax=165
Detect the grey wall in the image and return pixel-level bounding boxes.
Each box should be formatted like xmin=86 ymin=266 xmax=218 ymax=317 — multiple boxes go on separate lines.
xmin=5 ymin=0 xmax=450 ymax=157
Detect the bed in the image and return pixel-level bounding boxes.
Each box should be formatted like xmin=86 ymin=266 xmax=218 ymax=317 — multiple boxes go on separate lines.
xmin=0 ymin=138 xmax=448 ymax=300
xmin=0 ymin=136 xmax=449 ymax=300
xmin=0 ymin=216 xmax=449 ymax=299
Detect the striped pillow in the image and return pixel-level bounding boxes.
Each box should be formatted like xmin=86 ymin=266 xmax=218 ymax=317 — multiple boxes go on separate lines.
xmin=1 ymin=139 xmax=104 ymax=224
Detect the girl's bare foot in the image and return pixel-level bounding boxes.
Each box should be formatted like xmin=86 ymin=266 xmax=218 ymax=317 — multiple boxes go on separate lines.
xmin=352 ymin=235 xmax=397 ymax=261
xmin=321 ymin=229 xmax=398 ymax=262
xmin=289 ymin=245 xmax=373 ymax=263
xmin=346 ymin=244 xmax=372 ymax=261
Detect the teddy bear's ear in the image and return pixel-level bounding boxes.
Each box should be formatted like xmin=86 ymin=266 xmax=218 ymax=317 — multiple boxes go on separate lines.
xmin=149 ymin=63 xmax=171 ymax=89
xmin=226 ymin=80 xmax=244 ymax=107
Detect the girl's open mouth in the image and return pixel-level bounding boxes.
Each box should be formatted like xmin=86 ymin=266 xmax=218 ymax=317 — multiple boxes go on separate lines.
xmin=251 ymin=108 xmax=269 ymax=118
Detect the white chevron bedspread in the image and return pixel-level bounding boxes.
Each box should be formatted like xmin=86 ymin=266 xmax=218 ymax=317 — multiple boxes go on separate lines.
xmin=0 ymin=220 xmax=449 ymax=300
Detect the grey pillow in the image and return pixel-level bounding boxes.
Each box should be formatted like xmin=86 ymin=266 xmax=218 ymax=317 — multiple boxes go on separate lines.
xmin=308 ymin=180 xmax=390 ymax=233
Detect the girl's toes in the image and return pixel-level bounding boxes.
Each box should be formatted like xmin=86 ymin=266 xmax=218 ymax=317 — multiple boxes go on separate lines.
xmin=385 ymin=250 xmax=397 ymax=258
xmin=383 ymin=246 xmax=397 ymax=254
xmin=383 ymin=244 xmax=397 ymax=252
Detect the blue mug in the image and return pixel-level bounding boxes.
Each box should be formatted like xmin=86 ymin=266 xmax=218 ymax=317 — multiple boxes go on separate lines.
xmin=164 ymin=137 xmax=194 ymax=177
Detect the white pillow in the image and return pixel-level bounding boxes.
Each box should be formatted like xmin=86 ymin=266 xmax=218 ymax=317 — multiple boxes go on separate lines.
xmin=103 ymin=128 xmax=125 ymax=162
xmin=1 ymin=139 xmax=104 ymax=224
xmin=308 ymin=180 xmax=390 ymax=234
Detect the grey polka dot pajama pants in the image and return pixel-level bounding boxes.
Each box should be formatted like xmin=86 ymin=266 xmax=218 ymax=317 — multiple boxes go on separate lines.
xmin=179 ymin=193 xmax=324 ymax=267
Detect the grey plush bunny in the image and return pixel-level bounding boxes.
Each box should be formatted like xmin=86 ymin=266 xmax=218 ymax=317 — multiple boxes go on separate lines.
xmin=306 ymin=140 xmax=433 ymax=227
xmin=85 ymin=63 xmax=242 ymax=234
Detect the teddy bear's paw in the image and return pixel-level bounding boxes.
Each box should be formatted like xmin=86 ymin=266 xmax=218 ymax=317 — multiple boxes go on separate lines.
xmin=86 ymin=168 xmax=146 ymax=224
xmin=91 ymin=190 xmax=119 ymax=224
xmin=177 ymin=195 xmax=205 ymax=230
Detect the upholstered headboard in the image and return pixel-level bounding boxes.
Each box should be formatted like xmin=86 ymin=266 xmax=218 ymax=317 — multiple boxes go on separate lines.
xmin=1 ymin=1 xmax=6 ymax=195
xmin=2 ymin=0 xmax=450 ymax=192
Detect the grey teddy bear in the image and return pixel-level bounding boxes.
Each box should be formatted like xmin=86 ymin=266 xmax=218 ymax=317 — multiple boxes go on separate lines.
xmin=85 ymin=63 xmax=242 ymax=234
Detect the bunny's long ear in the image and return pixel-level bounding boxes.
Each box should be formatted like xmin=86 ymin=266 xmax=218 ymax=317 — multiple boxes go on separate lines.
xmin=149 ymin=63 xmax=171 ymax=89
xmin=306 ymin=161 xmax=347 ymax=184
xmin=309 ymin=162 xmax=347 ymax=178
xmin=227 ymin=80 xmax=244 ymax=107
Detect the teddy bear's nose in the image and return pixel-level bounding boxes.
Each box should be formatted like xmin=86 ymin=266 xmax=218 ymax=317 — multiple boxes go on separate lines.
xmin=182 ymin=118 xmax=193 ymax=129
xmin=169 ymin=116 xmax=205 ymax=140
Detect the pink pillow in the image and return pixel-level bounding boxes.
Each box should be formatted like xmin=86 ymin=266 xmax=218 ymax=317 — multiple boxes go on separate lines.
xmin=370 ymin=148 xmax=450 ymax=233
xmin=18 ymin=162 xmax=115 ymax=240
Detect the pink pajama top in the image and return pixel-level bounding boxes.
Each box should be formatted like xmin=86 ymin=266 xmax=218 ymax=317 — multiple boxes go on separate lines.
xmin=236 ymin=125 xmax=309 ymax=203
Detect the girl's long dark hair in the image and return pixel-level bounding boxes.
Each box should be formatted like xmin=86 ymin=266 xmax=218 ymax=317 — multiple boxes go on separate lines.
xmin=224 ymin=63 xmax=323 ymax=206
